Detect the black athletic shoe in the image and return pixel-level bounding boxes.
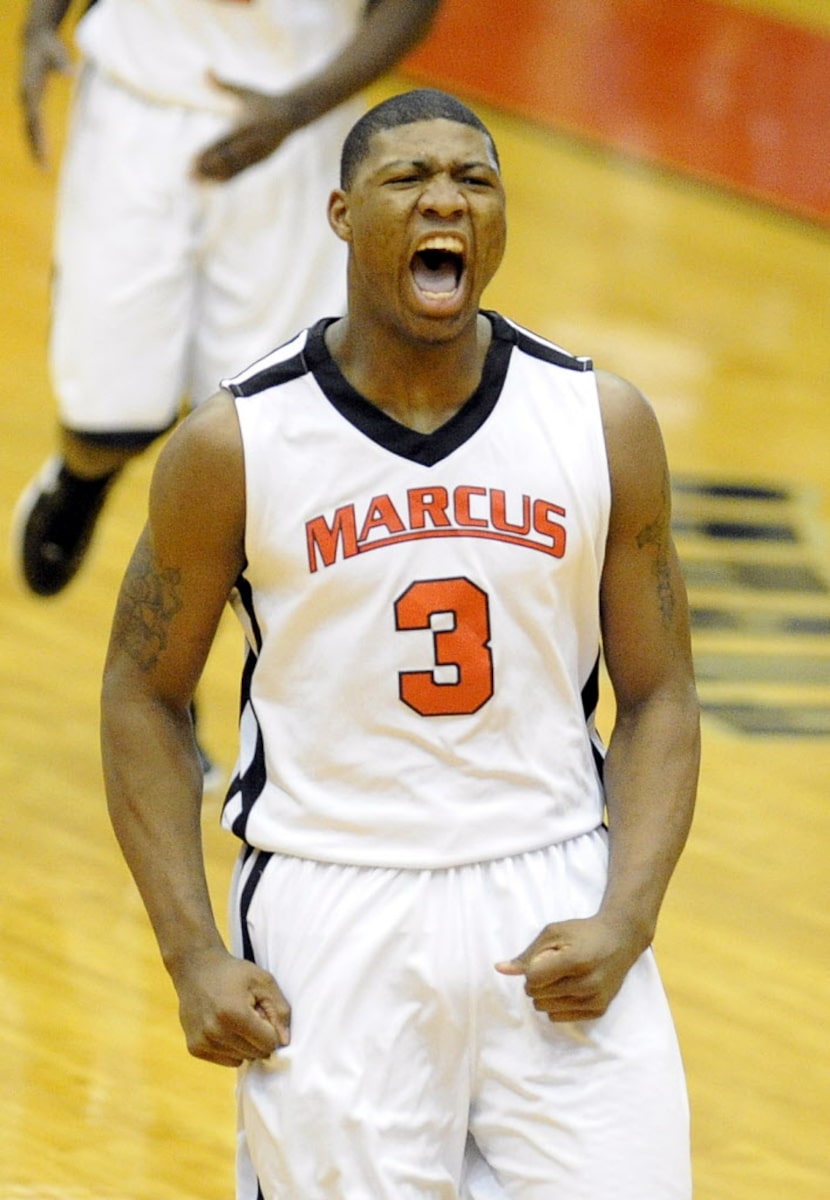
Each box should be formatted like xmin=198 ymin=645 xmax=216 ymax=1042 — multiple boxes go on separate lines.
xmin=12 ymin=457 xmax=118 ymax=597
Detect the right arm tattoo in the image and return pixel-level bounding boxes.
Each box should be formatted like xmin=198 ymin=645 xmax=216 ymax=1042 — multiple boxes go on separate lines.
xmin=111 ymin=540 xmax=183 ymax=671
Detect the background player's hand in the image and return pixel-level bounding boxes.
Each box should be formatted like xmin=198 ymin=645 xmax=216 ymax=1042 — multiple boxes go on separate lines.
xmin=194 ymin=74 xmax=300 ymax=181
xmin=19 ymin=28 xmax=73 ymax=166
xmin=495 ymin=915 xmax=643 ymax=1022
xmin=171 ymin=946 xmax=291 ymax=1067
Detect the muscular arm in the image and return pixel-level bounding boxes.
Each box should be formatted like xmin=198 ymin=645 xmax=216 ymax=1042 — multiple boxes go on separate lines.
xmin=197 ymin=0 xmax=442 ymax=179
xmin=498 ymin=371 xmax=700 ymax=1019
xmin=101 ymin=393 xmax=289 ymax=1064
xmin=596 ymin=371 xmax=699 ymax=952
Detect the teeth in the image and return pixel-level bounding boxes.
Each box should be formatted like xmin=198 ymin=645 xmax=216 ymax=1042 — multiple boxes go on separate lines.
xmin=417 ymin=235 xmax=464 ymax=255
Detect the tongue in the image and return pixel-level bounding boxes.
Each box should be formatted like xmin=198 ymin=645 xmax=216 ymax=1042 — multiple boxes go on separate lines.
xmin=413 ymin=257 xmax=458 ymax=294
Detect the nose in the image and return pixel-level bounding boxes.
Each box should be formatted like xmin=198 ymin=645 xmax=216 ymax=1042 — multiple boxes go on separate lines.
xmin=417 ymin=173 xmax=466 ymax=218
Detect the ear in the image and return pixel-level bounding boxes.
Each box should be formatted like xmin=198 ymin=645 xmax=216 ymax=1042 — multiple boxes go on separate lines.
xmin=327 ymin=189 xmax=352 ymax=243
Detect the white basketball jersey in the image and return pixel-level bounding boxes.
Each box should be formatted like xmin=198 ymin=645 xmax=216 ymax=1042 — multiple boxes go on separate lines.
xmin=76 ymin=0 xmax=366 ymax=112
xmin=222 ymin=313 xmax=611 ymax=868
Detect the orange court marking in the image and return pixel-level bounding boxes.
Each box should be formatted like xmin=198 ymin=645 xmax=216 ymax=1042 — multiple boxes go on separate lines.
xmin=404 ymin=0 xmax=830 ymax=224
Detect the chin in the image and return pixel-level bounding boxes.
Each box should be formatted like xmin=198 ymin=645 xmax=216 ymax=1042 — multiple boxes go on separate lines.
xmin=403 ymin=302 xmax=476 ymax=343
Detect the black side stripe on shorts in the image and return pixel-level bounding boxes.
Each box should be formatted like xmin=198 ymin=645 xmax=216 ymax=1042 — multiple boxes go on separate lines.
xmin=238 ymin=848 xmax=273 ymax=964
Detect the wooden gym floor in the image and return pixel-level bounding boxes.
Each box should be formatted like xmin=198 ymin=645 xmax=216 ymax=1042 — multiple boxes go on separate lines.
xmin=0 ymin=1 xmax=828 ymax=1197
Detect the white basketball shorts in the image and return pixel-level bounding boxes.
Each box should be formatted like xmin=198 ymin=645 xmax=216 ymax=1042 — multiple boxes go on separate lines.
xmin=229 ymin=830 xmax=691 ymax=1199
xmin=50 ymin=64 xmax=351 ymax=436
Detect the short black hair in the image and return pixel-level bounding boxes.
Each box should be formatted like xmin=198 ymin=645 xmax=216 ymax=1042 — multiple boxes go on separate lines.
xmin=340 ymin=88 xmax=500 ymax=189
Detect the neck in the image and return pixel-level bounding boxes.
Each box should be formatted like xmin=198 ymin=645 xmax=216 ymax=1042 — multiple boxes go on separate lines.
xmin=325 ymin=313 xmax=492 ymax=434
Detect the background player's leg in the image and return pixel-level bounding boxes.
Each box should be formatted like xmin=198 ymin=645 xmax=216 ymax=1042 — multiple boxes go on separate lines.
xmin=15 ymin=67 xmax=196 ymax=596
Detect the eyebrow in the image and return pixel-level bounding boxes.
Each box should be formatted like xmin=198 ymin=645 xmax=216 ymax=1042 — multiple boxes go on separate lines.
xmin=378 ymin=158 xmax=498 ymax=175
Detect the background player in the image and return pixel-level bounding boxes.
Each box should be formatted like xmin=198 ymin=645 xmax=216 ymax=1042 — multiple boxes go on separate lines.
xmin=101 ymin=88 xmax=700 ymax=1198
xmin=14 ymin=0 xmax=441 ymax=598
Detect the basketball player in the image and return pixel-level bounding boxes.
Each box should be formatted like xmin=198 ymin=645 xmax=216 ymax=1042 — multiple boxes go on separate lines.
xmin=14 ymin=0 xmax=441 ymax=598
xmin=101 ymin=88 xmax=700 ymax=1199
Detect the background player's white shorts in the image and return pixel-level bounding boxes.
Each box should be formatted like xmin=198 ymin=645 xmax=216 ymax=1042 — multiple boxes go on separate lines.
xmin=230 ymin=830 xmax=691 ymax=1200
xmin=50 ymin=65 xmax=353 ymax=436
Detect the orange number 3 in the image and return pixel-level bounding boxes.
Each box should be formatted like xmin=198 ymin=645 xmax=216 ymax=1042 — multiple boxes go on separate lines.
xmin=394 ymin=577 xmax=494 ymax=716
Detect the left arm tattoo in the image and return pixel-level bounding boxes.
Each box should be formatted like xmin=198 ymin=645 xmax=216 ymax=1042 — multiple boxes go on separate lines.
xmin=635 ymin=470 xmax=676 ymax=626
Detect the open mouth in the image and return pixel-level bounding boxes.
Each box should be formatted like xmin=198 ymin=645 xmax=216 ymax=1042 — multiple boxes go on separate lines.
xmin=411 ymin=236 xmax=465 ymax=298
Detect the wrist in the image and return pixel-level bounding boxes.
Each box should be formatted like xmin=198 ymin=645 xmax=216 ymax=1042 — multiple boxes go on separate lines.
xmin=597 ymin=900 xmax=656 ymax=957
xmin=162 ymin=935 xmax=228 ymax=983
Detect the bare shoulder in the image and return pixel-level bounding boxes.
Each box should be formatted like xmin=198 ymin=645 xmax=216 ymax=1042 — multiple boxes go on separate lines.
xmin=150 ymin=390 xmax=243 ymax=518
xmin=154 ymin=389 xmax=242 ymax=478
xmin=595 ymin=368 xmax=662 ymax=454
xmin=594 ymin=373 xmax=695 ymax=697
xmin=144 ymin=390 xmax=246 ymax=586
xmin=594 ymin=368 xmax=670 ymax=532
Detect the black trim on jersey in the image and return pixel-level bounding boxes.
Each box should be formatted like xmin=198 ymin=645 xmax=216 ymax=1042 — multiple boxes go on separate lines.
xmin=222 ymin=641 xmax=269 ymax=841
xmin=222 ymin=576 xmax=264 ymax=838
xmin=302 ymin=315 xmax=515 ymax=466
xmin=581 ymin=653 xmax=606 ymax=782
xmin=235 ymin=572 xmax=263 ymax=654
xmin=226 ymin=313 xmax=593 ymax=466
xmin=224 ymin=329 xmax=316 ymax=398
xmin=591 ymin=743 xmax=605 ymax=782
xmin=496 ymin=313 xmax=593 ymax=373
xmin=581 ymin=655 xmax=600 ymax=719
